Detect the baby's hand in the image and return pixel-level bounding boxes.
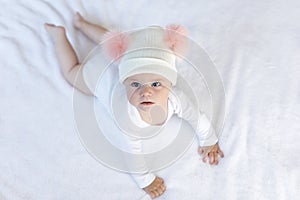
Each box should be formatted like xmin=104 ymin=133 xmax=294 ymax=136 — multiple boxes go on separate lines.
xmin=143 ymin=176 xmax=166 ymax=199
xmin=198 ymin=143 xmax=224 ymax=165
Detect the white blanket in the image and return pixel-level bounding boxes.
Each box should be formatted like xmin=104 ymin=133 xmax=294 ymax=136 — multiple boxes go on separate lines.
xmin=1 ymin=0 xmax=299 ymax=199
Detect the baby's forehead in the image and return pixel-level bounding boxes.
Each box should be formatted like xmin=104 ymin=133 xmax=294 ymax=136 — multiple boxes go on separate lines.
xmin=125 ymin=73 xmax=171 ymax=83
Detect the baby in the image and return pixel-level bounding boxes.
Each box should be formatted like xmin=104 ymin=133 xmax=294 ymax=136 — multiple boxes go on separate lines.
xmin=45 ymin=12 xmax=224 ymax=199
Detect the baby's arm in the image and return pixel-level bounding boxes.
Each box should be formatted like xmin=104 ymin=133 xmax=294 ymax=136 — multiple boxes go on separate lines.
xmin=171 ymin=88 xmax=224 ymax=165
xmin=124 ymin=137 xmax=166 ymax=199
xmin=194 ymin=115 xmax=224 ymax=165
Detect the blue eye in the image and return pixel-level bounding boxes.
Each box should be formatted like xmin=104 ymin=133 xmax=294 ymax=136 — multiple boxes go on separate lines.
xmin=131 ymin=82 xmax=140 ymax=87
xmin=151 ymin=82 xmax=161 ymax=87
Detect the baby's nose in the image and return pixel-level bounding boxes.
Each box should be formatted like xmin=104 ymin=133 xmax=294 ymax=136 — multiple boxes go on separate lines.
xmin=140 ymin=85 xmax=152 ymax=96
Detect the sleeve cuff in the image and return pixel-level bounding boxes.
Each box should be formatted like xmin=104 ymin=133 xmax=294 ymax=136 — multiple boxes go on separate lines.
xmin=130 ymin=173 xmax=156 ymax=188
xmin=197 ymin=131 xmax=218 ymax=146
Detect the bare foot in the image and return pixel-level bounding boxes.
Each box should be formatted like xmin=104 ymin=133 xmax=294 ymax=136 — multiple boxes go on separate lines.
xmin=44 ymin=23 xmax=66 ymax=42
xmin=143 ymin=176 xmax=166 ymax=199
xmin=73 ymin=12 xmax=85 ymax=29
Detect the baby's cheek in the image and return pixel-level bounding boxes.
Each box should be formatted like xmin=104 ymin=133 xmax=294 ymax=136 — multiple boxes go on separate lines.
xmin=125 ymin=89 xmax=136 ymax=102
xmin=160 ymin=93 xmax=169 ymax=104
xmin=128 ymin=95 xmax=139 ymax=107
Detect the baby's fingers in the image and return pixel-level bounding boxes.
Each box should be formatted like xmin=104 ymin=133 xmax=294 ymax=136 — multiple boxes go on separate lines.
xmin=151 ymin=190 xmax=160 ymax=199
xmin=150 ymin=186 xmax=166 ymax=199
xmin=202 ymin=153 xmax=208 ymax=163
xmin=198 ymin=147 xmax=204 ymax=155
xmin=209 ymin=152 xmax=215 ymax=164
xmin=211 ymin=150 xmax=225 ymax=165
xmin=218 ymin=149 xmax=225 ymax=158
xmin=157 ymin=184 xmax=166 ymax=195
xmin=213 ymin=152 xmax=219 ymax=165
xmin=157 ymin=177 xmax=164 ymax=184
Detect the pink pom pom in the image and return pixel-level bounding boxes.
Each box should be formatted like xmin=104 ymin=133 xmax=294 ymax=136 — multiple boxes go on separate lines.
xmin=164 ymin=24 xmax=189 ymax=56
xmin=102 ymin=31 xmax=129 ymax=60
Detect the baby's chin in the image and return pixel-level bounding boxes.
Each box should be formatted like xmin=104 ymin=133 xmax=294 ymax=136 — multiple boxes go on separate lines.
xmin=149 ymin=105 xmax=168 ymax=125
xmin=137 ymin=104 xmax=168 ymax=125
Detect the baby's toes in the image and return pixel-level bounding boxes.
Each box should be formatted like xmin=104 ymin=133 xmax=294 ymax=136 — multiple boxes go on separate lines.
xmin=75 ymin=12 xmax=83 ymax=20
xmin=74 ymin=12 xmax=85 ymax=28
xmin=44 ymin=24 xmax=65 ymax=37
xmin=44 ymin=23 xmax=57 ymax=32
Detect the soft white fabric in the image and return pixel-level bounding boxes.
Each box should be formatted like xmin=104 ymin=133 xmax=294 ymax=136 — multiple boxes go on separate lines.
xmin=1 ymin=0 xmax=299 ymax=199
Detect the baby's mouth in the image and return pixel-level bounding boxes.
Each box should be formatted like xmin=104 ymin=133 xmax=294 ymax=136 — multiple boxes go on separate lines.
xmin=140 ymin=101 xmax=154 ymax=106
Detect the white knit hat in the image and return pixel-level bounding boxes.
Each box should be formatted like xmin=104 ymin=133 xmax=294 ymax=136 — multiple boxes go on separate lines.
xmin=103 ymin=25 xmax=188 ymax=86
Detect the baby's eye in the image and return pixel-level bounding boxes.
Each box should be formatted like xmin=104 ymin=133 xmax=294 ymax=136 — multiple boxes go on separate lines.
xmin=130 ymin=82 xmax=141 ymax=88
xmin=151 ymin=82 xmax=161 ymax=87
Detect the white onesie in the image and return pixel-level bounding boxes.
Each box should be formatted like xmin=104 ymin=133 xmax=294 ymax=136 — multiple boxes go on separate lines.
xmin=82 ymin=52 xmax=218 ymax=188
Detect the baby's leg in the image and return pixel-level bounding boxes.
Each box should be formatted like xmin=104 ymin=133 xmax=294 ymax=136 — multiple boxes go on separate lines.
xmin=74 ymin=12 xmax=108 ymax=44
xmin=44 ymin=24 xmax=92 ymax=95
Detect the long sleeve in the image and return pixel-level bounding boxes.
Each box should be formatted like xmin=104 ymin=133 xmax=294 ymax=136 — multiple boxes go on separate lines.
xmin=122 ymin=135 xmax=156 ymax=188
xmin=170 ymin=87 xmax=218 ymax=147
xmin=83 ymin=56 xmax=156 ymax=188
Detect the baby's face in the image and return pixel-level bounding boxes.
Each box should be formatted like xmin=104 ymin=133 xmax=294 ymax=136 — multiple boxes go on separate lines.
xmin=123 ymin=73 xmax=172 ymax=113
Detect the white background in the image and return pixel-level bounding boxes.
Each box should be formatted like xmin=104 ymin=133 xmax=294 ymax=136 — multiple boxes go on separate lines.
xmin=0 ymin=0 xmax=299 ymax=199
